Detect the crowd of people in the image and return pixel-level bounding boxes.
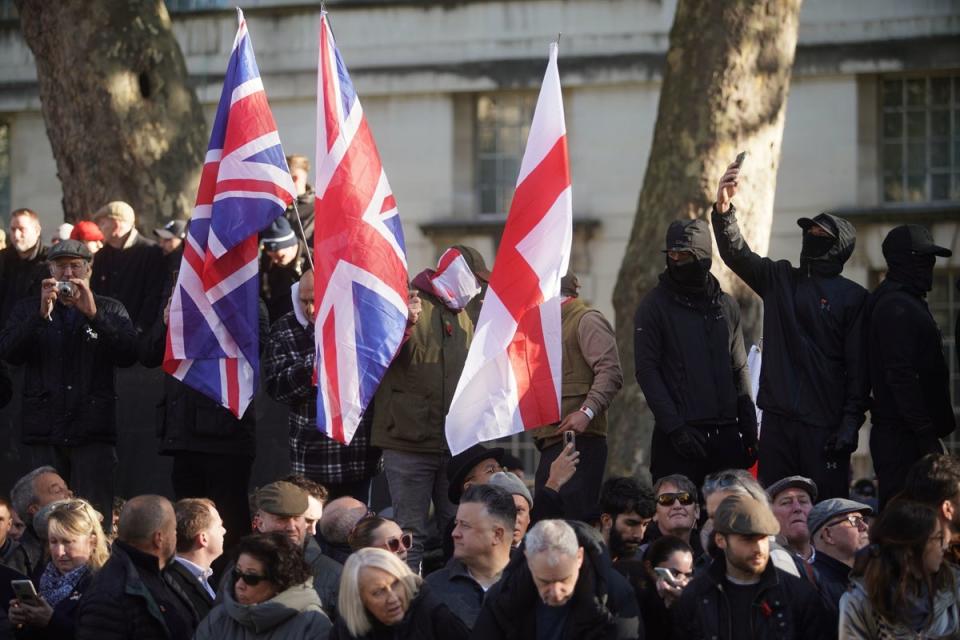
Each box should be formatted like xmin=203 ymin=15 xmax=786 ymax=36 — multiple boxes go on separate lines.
xmin=0 ymin=157 xmax=957 ymax=639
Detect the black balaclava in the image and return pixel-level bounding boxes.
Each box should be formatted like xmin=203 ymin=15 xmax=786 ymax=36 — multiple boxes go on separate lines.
xmin=801 ymin=229 xmax=836 ymax=259
xmin=887 ymin=252 xmax=936 ymax=293
xmin=666 ymin=255 xmax=712 ymax=289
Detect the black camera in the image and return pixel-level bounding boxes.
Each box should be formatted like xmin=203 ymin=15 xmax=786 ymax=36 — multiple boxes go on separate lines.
xmin=56 ymin=281 xmax=75 ymax=298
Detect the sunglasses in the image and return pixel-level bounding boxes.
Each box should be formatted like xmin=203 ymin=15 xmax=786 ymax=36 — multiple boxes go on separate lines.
xmin=657 ymin=492 xmax=695 ymax=507
xmin=384 ymin=533 xmax=413 ymax=553
xmin=233 ymin=569 xmax=269 ymax=587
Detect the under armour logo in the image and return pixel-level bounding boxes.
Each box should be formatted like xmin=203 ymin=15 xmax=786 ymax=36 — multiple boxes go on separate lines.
xmin=826 ymin=461 xmax=838 ymax=470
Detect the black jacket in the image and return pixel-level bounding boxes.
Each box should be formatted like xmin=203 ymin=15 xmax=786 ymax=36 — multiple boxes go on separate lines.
xmin=866 ymin=278 xmax=955 ymax=438
xmin=811 ymin=551 xmax=850 ymax=638
xmin=470 ymin=522 xmax=642 ymax=640
xmin=0 ymin=295 xmax=138 ymax=446
xmin=76 ymin=541 xmax=197 ymax=640
xmin=0 ymin=244 xmax=48 ymax=327
xmin=0 ymin=356 xmax=12 ymax=410
xmin=285 ymin=187 xmax=315 ymax=245
xmin=14 ymin=567 xmax=93 ymax=640
xmin=712 ymin=207 xmax=868 ymax=432
xmin=136 ymin=302 xmax=265 ymax=457
xmin=634 ymin=273 xmax=754 ymax=434
xmin=671 ymin=552 xmax=828 ymax=640
xmin=91 ymin=231 xmax=167 ymax=332
xmin=329 ymin=583 xmax=469 ymax=640
xmin=164 ymin=560 xmax=214 ymax=622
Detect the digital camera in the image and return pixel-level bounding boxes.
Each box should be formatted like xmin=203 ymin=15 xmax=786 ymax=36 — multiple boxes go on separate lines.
xmin=56 ymin=281 xmax=75 ymax=298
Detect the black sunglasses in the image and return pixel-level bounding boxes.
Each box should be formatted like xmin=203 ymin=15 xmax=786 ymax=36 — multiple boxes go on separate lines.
xmin=657 ymin=492 xmax=694 ymax=507
xmin=232 ymin=569 xmax=269 ymax=587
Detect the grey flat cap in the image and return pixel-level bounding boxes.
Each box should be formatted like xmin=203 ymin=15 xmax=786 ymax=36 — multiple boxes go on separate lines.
xmin=488 ymin=471 xmax=533 ymax=508
xmin=765 ymin=475 xmax=818 ymax=502
xmin=807 ymin=498 xmax=872 ymax=537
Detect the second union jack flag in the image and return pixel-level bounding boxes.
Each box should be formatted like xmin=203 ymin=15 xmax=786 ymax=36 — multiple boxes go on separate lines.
xmin=164 ymin=9 xmax=295 ymax=417
xmin=313 ymin=13 xmax=409 ymax=445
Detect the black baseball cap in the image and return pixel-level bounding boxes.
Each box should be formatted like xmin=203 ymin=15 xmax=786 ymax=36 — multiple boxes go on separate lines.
xmin=663 ymin=219 xmax=712 ymax=260
xmin=882 ymin=224 xmax=952 ymax=259
xmin=797 ymin=213 xmax=839 ymax=238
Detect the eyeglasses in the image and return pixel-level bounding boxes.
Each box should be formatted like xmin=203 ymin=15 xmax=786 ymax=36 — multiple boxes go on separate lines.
xmin=826 ymin=515 xmax=867 ymax=531
xmin=384 ymin=533 xmax=413 ymax=553
xmin=657 ymin=492 xmax=695 ymax=507
xmin=232 ymin=569 xmax=269 ymax=587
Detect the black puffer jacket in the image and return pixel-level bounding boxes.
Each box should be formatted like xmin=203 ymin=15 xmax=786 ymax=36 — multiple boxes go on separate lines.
xmin=0 ymin=295 xmax=138 ymax=446
xmin=76 ymin=541 xmax=197 ymax=640
xmin=712 ymin=207 xmax=868 ymax=432
xmin=866 ymin=278 xmax=955 ymax=438
xmin=470 ymin=521 xmax=642 ymax=640
xmin=671 ymin=552 xmax=828 ymax=640
xmin=634 ymin=272 xmax=754 ymax=434
xmin=329 ymin=583 xmax=468 ymax=640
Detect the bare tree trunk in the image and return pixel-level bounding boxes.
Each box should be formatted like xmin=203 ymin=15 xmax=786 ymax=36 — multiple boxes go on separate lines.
xmin=15 ymin=0 xmax=206 ymax=227
xmin=608 ymin=0 xmax=802 ymax=477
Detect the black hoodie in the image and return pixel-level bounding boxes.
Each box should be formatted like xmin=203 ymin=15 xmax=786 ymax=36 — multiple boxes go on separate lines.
xmin=712 ymin=207 xmax=868 ymax=432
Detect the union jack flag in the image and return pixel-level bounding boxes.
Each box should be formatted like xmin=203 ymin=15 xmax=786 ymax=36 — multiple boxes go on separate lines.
xmin=164 ymin=9 xmax=295 ymax=417
xmin=313 ymin=13 xmax=409 ymax=444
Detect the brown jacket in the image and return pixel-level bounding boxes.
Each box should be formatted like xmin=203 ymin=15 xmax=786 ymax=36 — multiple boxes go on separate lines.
xmin=532 ymin=298 xmax=622 ymax=446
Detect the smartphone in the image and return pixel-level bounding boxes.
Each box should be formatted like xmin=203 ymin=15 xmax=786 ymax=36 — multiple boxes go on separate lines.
xmin=734 ymin=151 xmax=747 ymax=168
xmin=563 ymin=430 xmax=576 ymax=450
xmin=11 ymin=579 xmax=40 ymax=605
xmin=654 ymin=567 xmax=679 ymax=588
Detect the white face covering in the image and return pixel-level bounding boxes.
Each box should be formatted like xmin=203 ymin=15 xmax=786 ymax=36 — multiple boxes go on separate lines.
xmin=429 ymin=249 xmax=481 ymax=311
xmin=290 ymin=281 xmax=310 ymax=328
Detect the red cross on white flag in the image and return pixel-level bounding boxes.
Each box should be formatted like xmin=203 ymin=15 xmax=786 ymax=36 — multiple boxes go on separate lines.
xmin=445 ymin=42 xmax=572 ymax=455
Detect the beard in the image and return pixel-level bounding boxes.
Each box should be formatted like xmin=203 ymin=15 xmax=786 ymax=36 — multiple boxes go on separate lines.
xmin=609 ymin=525 xmax=640 ymax=559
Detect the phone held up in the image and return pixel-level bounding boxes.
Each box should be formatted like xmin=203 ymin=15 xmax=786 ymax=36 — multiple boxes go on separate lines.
xmin=11 ymin=579 xmax=40 ymax=605
xmin=654 ymin=567 xmax=680 ymax=588
xmin=735 ymin=151 xmax=747 ymax=169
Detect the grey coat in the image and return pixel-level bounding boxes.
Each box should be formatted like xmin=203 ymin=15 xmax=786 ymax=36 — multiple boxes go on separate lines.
xmin=194 ymin=580 xmax=331 ymax=640
xmin=839 ymin=573 xmax=960 ymax=639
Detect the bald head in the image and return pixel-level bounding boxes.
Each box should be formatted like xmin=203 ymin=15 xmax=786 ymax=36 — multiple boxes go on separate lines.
xmin=298 ymin=269 xmax=314 ymax=321
xmin=118 ymin=495 xmax=177 ymax=566
xmin=319 ymin=497 xmax=367 ymax=544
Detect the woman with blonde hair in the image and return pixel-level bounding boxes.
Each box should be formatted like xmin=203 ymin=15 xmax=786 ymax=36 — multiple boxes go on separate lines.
xmin=7 ymin=498 xmax=108 ymax=639
xmin=331 ymin=547 xmax=468 ymax=640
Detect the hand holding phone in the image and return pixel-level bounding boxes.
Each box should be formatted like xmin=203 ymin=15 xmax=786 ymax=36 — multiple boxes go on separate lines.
xmin=11 ymin=579 xmax=40 ymax=605
xmin=563 ymin=430 xmax=576 ymax=450
xmin=654 ymin=567 xmax=679 ymax=588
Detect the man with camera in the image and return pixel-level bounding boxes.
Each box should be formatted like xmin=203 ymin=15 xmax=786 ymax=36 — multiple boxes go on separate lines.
xmin=0 ymin=239 xmax=137 ymax=528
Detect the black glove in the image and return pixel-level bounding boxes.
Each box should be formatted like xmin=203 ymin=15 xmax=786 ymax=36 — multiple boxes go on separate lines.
xmin=823 ymin=426 xmax=858 ymax=457
xmin=736 ymin=394 xmax=759 ymax=461
xmin=670 ymin=426 xmax=707 ymax=460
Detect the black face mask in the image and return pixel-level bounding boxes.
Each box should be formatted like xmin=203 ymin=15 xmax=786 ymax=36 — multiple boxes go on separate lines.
xmin=801 ymin=232 xmax=835 ymax=259
xmin=888 ymin=253 xmax=936 ymax=292
xmin=667 ymin=256 xmax=711 ymax=288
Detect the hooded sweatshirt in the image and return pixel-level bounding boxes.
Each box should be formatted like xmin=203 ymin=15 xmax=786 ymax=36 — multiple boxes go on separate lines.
xmin=712 ymin=208 xmax=868 ymax=432
xmin=194 ymin=580 xmax=332 ymax=640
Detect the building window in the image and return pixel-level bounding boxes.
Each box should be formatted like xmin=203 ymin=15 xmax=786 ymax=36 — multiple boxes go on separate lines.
xmin=881 ymin=75 xmax=960 ymax=203
xmin=475 ymin=93 xmax=536 ymax=215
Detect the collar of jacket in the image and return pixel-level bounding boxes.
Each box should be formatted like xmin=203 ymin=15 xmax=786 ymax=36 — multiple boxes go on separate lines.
xmin=110 ymin=540 xmax=172 ymax=633
xmin=658 ymin=271 xmax=722 ymax=309
xmin=121 ymin=227 xmax=141 ymax=250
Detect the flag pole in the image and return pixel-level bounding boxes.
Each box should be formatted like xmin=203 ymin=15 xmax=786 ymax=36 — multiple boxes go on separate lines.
xmin=288 ymin=196 xmax=315 ymax=272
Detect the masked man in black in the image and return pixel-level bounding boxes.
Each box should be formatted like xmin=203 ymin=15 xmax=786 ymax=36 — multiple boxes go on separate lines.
xmin=867 ymin=225 xmax=955 ymax=508
xmin=712 ymin=162 xmax=868 ymax=499
xmin=635 ymin=219 xmax=757 ymax=488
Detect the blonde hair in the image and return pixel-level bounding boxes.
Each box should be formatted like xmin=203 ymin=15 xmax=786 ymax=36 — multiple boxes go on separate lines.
xmin=46 ymin=499 xmax=110 ymax=572
xmin=339 ymin=548 xmax=421 ymax=637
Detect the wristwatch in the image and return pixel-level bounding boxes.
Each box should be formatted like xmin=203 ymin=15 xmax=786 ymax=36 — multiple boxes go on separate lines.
xmin=579 ymin=405 xmax=595 ymax=420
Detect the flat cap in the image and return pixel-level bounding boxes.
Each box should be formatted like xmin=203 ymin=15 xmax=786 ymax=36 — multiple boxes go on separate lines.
xmin=714 ymin=494 xmax=780 ymax=537
xmin=94 ymin=201 xmax=135 ymax=224
xmin=255 ymin=481 xmax=308 ymax=517
xmin=488 ymin=471 xmax=533 ymax=508
xmin=48 ymin=239 xmax=93 ymax=262
xmin=765 ymin=475 xmax=818 ymax=502
xmin=807 ymin=498 xmax=871 ymax=537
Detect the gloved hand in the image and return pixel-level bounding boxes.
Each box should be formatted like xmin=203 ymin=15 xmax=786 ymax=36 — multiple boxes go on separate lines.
xmin=739 ymin=428 xmax=759 ymax=466
xmin=736 ymin=394 xmax=759 ymax=462
xmin=823 ymin=426 xmax=858 ymax=457
xmin=670 ymin=426 xmax=707 ymax=460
